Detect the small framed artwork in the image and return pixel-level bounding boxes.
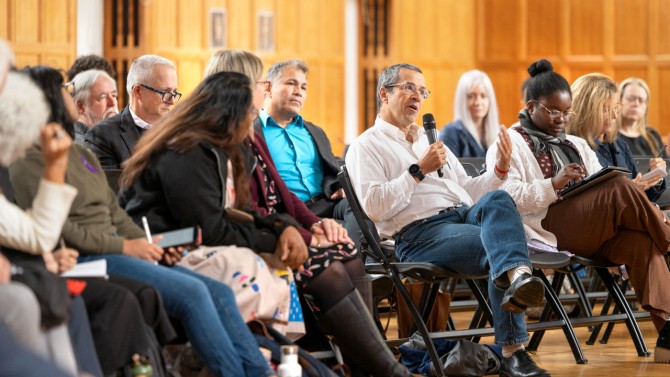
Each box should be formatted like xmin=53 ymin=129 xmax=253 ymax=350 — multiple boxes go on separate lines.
xmin=257 ymin=11 xmax=274 ymax=53
xmin=210 ymin=8 xmax=227 ymax=49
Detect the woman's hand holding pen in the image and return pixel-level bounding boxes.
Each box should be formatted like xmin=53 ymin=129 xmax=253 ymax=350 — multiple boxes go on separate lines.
xmin=122 ymin=238 xmax=164 ymax=263
xmin=552 ymin=163 xmax=586 ymax=190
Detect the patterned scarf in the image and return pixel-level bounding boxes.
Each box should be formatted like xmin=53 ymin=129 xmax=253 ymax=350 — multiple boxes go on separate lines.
xmin=518 ymin=109 xmax=582 ymax=176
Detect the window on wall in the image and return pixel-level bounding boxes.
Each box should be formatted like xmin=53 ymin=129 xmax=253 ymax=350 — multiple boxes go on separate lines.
xmin=360 ymin=0 xmax=391 ymax=130
xmin=110 ymin=0 xmax=140 ymax=107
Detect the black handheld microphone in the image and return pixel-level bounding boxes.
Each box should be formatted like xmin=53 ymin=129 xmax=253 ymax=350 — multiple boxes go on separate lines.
xmin=422 ymin=113 xmax=443 ymax=177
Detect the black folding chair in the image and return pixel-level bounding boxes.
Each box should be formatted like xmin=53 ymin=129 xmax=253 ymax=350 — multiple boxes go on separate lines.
xmin=338 ymin=166 xmax=588 ymax=374
xmin=527 ymin=256 xmax=650 ymax=357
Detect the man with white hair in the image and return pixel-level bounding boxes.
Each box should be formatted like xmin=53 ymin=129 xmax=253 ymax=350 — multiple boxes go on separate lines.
xmin=85 ymin=54 xmax=180 ymax=169
xmin=71 ymin=69 xmax=119 ymax=144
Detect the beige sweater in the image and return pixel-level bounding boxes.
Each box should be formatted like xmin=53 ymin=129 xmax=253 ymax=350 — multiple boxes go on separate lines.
xmin=486 ymin=131 xmax=602 ymax=247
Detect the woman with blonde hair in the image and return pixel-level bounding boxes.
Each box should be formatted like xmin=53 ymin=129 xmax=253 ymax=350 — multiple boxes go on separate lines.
xmin=617 ymin=77 xmax=666 ymax=157
xmin=568 ymin=73 xmax=666 ymax=202
xmin=439 ymin=69 xmax=500 ymax=157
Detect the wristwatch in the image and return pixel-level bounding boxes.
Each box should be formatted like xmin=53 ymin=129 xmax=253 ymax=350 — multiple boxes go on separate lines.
xmin=408 ymin=164 xmax=425 ymax=181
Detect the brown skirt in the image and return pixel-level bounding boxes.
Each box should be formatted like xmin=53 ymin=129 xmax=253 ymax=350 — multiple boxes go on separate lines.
xmin=542 ymin=175 xmax=670 ymax=330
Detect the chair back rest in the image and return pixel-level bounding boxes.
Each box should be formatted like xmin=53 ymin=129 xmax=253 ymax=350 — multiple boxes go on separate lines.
xmin=338 ymin=166 xmax=391 ymax=264
xmin=460 ymin=162 xmax=480 ymax=177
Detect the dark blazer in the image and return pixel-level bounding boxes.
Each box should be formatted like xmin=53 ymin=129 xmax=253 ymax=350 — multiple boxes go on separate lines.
xmin=594 ymin=137 xmax=666 ymax=202
xmin=254 ymin=117 xmax=341 ymax=197
xmin=439 ymin=120 xmax=487 ymax=158
xmin=85 ymin=107 xmax=141 ymax=170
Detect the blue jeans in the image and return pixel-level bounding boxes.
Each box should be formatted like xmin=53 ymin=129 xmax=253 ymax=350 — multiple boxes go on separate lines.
xmin=79 ymin=254 xmax=273 ymax=377
xmin=394 ymin=190 xmax=530 ymax=346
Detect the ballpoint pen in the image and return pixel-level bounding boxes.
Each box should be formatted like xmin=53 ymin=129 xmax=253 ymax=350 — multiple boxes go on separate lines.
xmin=141 ymin=216 xmax=158 ymax=265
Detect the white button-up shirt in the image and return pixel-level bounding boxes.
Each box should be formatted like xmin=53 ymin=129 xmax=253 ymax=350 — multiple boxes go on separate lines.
xmin=345 ymin=117 xmax=504 ymax=238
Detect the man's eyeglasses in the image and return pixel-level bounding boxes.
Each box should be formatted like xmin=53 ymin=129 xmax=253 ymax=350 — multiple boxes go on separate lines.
xmin=535 ymin=101 xmax=576 ymax=122
xmin=139 ymin=84 xmax=182 ymax=103
xmin=62 ymin=81 xmax=75 ymax=95
xmin=386 ymin=82 xmax=431 ymax=100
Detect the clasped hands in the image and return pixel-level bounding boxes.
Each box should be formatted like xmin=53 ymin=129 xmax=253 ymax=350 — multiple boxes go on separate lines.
xmin=261 ymin=218 xmax=352 ymax=271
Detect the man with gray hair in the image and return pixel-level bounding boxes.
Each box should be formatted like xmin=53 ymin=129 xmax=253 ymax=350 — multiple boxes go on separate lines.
xmin=255 ymin=59 xmax=363 ymax=247
xmin=85 ymin=54 xmax=180 ymax=169
xmin=70 ymin=69 xmax=119 ymax=144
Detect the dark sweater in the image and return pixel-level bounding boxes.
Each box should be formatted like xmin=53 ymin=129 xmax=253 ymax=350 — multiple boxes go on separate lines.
xmin=121 ymin=141 xmax=282 ymax=253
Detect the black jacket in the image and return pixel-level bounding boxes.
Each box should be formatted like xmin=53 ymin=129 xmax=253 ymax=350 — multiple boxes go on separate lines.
xmin=121 ymin=142 xmax=296 ymax=253
xmin=85 ymin=107 xmax=141 ymax=170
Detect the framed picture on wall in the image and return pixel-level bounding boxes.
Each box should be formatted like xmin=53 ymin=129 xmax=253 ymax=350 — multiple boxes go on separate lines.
xmin=210 ymin=8 xmax=227 ymax=49
xmin=257 ymin=11 xmax=274 ymax=52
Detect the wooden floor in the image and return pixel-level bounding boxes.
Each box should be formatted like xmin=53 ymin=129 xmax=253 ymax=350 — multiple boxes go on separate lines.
xmin=383 ymin=308 xmax=669 ymax=377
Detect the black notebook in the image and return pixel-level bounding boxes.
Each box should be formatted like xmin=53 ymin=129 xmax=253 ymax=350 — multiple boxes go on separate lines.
xmin=558 ymin=166 xmax=630 ymax=199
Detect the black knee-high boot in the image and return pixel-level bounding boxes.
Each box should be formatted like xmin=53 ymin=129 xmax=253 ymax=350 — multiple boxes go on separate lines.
xmin=319 ymin=289 xmax=412 ymax=377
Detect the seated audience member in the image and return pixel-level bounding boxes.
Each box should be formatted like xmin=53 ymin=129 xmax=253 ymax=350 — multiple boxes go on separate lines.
xmin=85 ymin=54 xmax=179 ymax=169
xmin=70 ymin=69 xmax=119 ymax=144
xmin=486 ymin=59 xmax=670 ymax=363
xmin=617 ymin=77 xmax=667 ymax=157
xmin=67 ymin=54 xmax=117 ymax=81
xmin=120 ymin=66 xmax=410 ymax=376
xmin=10 ymin=66 xmax=270 ymax=377
xmin=0 ymin=43 xmax=79 ymax=374
xmin=346 ymin=63 xmax=549 ymax=377
xmin=255 ymin=59 xmax=363 ymax=246
xmin=567 ymin=73 xmax=666 ymax=202
xmin=439 ymin=70 xmax=500 ymax=157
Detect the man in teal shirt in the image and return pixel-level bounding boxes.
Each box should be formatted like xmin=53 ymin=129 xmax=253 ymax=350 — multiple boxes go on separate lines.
xmin=254 ymin=59 xmax=362 ymax=247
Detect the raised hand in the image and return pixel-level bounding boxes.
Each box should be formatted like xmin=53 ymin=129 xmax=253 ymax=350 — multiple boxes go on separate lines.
xmin=494 ymin=125 xmax=512 ymax=178
xmin=40 ymin=123 xmax=71 ymax=184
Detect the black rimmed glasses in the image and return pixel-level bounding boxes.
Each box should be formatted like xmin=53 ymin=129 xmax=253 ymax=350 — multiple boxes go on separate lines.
xmin=139 ymin=84 xmax=182 ymax=103
xmin=62 ymin=81 xmax=75 ymax=95
xmin=535 ymin=101 xmax=576 ymax=122
xmin=386 ymin=82 xmax=431 ymax=100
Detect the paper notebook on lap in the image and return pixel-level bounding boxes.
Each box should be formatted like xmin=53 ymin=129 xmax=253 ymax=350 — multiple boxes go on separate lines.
xmin=61 ymin=259 xmax=108 ymax=279
xmin=557 ymin=166 xmax=630 ymax=199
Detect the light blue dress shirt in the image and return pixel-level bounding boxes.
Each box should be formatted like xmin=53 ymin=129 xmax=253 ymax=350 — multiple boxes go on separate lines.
xmin=259 ymin=110 xmax=325 ymax=202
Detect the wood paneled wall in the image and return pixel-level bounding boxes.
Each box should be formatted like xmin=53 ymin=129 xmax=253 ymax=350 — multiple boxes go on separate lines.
xmin=477 ymin=0 xmax=670 ymax=138
xmin=4 ymin=0 xmax=670 ymax=151
xmin=1 ymin=0 xmax=77 ymax=70
xmin=104 ymin=0 xmax=347 ymax=154
xmin=359 ymin=0 xmax=476 ymax=131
